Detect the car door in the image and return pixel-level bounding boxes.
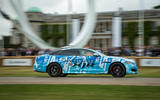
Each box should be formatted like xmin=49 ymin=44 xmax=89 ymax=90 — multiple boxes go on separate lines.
xmin=78 ymin=49 xmax=104 ymax=73
xmin=57 ymin=49 xmax=83 ymax=73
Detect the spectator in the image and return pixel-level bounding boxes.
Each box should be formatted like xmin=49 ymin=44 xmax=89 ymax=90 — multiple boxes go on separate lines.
xmin=122 ymin=47 xmax=131 ymax=56
xmin=0 ymin=46 xmax=159 ymax=57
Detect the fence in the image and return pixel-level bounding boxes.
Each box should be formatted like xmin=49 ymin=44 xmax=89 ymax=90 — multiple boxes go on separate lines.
xmin=0 ymin=56 xmax=35 ymax=67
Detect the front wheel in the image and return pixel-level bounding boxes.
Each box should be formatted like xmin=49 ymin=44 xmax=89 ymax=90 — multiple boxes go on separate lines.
xmin=47 ymin=63 xmax=62 ymax=77
xmin=109 ymin=63 xmax=126 ymax=77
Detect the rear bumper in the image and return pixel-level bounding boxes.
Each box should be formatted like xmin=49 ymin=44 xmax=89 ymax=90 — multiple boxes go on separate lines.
xmin=34 ymin=64 xmax=47 ymax=72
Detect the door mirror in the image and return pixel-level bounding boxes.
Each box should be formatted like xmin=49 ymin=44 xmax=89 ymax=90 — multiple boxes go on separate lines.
xmin=93 ymin=53 xmax=100 ymax=57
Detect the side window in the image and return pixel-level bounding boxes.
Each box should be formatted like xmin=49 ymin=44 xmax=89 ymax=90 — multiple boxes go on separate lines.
xmin=79 ymin=49 xmax=95 ymax=56
xmin=58 ymin=49 xmax=80 ymax=56
xmin=50 ymin=51 xmax=60 ymax=55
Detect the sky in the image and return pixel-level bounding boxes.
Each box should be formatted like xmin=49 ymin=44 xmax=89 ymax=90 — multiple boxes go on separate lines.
xmin=0 ymin=0 xmax=160 ymax=36
xmin=22 ymin=0 xmax=160 ymax=14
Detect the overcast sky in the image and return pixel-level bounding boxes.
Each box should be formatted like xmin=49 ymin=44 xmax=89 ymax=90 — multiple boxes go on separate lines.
xmin=0 ymin=0 xmax=160 ymax=36
xmin=23 ymin=0 xmax=160 ymax=14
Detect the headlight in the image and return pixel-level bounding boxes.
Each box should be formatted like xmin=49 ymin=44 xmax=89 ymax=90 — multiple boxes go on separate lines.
xmin=125 ymin=61 xmax=134 ymax=65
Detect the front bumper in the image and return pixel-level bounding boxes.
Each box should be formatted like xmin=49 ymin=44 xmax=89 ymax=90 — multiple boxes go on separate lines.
xmin=125 ymin=63 xmax=138 ymax=74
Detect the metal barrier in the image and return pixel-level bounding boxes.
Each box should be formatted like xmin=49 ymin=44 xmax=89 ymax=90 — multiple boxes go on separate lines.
xmin=127 ymin=56 xmax=160 ymax=68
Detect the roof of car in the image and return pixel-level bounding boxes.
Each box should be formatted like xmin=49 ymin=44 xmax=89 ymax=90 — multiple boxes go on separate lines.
xmin=61 ymin=48 xmax=91 ymax=51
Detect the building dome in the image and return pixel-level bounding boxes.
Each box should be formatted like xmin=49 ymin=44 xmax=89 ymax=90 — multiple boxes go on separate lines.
xmin=26 ymin=7 xmax=42 ymax=13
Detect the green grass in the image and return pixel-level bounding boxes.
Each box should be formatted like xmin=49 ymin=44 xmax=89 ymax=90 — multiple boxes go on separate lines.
xmin=0 ymin=67 xmax=48 ymax=77
xmin=0 ymin=84 xmax=160 ymax=100
xmin=0 ymin=67 xmax=160 ymax=77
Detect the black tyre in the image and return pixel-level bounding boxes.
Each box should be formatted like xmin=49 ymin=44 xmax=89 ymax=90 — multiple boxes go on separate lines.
xmin=60 ymin=74 xmax=68 ymax=77
xmin=47 ymin=63 xmax=62 ymax=77
xmin=109 ymin=63 xmax=126 ymax=77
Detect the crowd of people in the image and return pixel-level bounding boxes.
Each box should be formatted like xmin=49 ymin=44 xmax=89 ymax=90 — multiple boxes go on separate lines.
xmin=0 ymin=48 xmax=52 ymax=56
xmin=0 ymin=46 xmax=160 ymax=57
xmin=104 ymin=47 xmax=160 ymax=57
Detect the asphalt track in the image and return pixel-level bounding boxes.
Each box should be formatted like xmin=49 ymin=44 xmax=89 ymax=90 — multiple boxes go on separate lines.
xmin=0 ymin=77 xmax=160 ymax=86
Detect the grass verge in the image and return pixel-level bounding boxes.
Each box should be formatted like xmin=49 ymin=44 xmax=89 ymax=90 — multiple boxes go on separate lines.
xmin=0 ymin=84 xmax=160 ymax=100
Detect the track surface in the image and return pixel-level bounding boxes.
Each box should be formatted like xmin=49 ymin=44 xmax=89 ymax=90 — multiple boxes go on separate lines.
xmin=0 ymin=77 xmax=160 ymax=86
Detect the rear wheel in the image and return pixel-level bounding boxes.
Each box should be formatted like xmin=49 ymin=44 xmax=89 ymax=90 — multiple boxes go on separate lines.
xmin=47 ymin=63 xmax=62 ymax=77
xmin=109 ymin=63 xmax=126 ymax=77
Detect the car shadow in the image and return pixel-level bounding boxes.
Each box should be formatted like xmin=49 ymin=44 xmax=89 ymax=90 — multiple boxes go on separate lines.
xmin=34 ymin=75 xmax=137 ymax=78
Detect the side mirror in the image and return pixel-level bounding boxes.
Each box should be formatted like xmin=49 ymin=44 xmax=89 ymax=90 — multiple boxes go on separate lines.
xmin=93 ymin=53 xmax=100 ymax=57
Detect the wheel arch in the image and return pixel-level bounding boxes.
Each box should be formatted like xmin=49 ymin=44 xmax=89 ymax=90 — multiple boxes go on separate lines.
xmin=46 ymin=62 xmax=62 ymax=72
xmin=108 ymin=62 xmax=126 ymax=74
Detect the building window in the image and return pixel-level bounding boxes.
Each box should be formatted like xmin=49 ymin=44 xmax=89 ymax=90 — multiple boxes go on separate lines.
xmin=99 ymin=39 xmax=103 ymax=48
xmin=94 ymin=22 xmax=111 ymax=33
xmin=122 ymin=22 xmax=128 ymax=32
xmin=59 ymin=25 xmax=64 ymax=33
xmin=94 ymin=39 xmax=102 ymax=48
xmin=106 ymin=22 xmax=111 ymax=31
xmin=99 ymin=23 xmax=103 ymax=32
xmin=95 ymin=23 xmax=99 ymax=33
xmin=151 ymin=21 xmax=158 ymax=31
xmin=48 ymin=25 xmax=52 ymax=34
xmin=95 ymin=22 xmax=103 ymax=33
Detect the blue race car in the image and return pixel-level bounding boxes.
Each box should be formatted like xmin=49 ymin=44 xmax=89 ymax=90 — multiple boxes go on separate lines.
xmin=34 ymin=48 xmax=138 ymax=77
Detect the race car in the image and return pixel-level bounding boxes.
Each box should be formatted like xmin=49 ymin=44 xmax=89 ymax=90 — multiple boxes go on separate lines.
xmin=34 ymin=48 xmax=138 ymax=77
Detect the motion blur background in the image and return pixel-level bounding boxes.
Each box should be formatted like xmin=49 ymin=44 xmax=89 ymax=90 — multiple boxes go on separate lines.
xmin=0 ymin=0 xmax=160 ymax=57
xmin=0 ymin=1 xmax=160 ymax=100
